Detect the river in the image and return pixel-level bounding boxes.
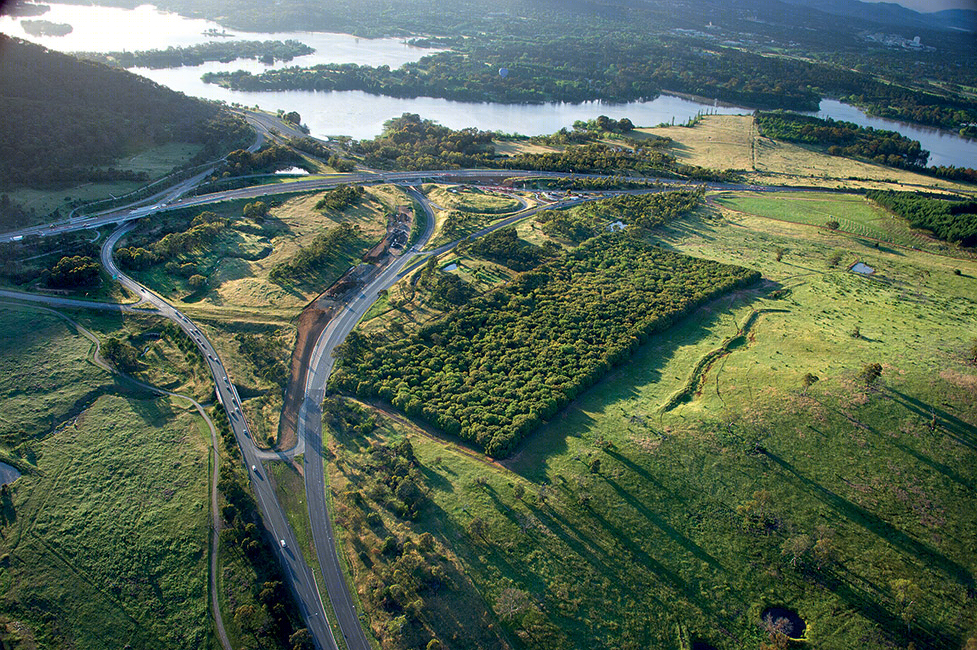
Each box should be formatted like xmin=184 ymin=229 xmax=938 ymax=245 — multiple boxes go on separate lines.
xmin=2 ymin=2 xmax=975 ymax=166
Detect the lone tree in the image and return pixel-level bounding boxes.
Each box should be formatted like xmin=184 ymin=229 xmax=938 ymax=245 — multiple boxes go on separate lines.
xmin=969 ymin=338 xmax=977 ymax=365
xmin=859 ymin=362 xmax=883 ymax=386
xmin=801 ymin=373 xmax=819 ymax=392
xmin=826 ymin=220 xmax=840 ymax=230
xmin=283 ymin=111 xmax=301 ymax=125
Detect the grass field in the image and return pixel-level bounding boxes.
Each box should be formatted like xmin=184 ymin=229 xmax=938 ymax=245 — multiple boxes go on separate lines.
xmin=0 ymin=392 xmax=213 ymax=650
xmin=639 ymin=115 xmax=975 ymax=194
xmin=424 ymin=186 xmax=523 ymax=214
xmin=330 ymin=197 xmax=977 ymax=650
xmin=0 ymin=305 xmax=113 ymax=461
xmin=5 ymin=142 xmax=206 ymax=227
xmin=714 ymin=191 xmax=974 ymax=259
xmin=0 ymin=301 xmax=222 ymax=649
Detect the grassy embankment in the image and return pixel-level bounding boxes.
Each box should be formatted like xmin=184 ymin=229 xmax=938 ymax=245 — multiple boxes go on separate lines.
xmin=4 ymin=143 xmax=206 ymax=228
xmin=421 ymin=184 xmax=532 ymax=250
xmin=325 ymin=193 xmax=977 ymax=649
xmin=0 ymin=305 xmax=216 ymax=650
xmin=119 ymin=185 xmax=403 ymax=447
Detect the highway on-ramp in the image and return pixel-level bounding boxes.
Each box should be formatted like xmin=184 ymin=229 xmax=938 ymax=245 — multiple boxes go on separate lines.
xmin=100 ymin=226 xmax=340 ymax=650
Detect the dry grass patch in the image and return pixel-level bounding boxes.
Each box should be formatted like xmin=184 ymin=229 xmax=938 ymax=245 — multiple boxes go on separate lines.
xmin=639 ymin=114 xmax=755 ymax=170
xmin=493 ymin=140 xmax=564 ymax=156
xmin=640 ymin=114 xmax=974 ymax=193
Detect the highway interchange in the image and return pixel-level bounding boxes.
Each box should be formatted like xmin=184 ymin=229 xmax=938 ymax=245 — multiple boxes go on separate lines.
xmin=0 ymin=113 xmax=829 ymax=649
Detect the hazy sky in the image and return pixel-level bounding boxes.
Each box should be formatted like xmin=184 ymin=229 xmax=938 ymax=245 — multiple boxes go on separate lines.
xmin=860 ymin=0 xmax=976 ymax=12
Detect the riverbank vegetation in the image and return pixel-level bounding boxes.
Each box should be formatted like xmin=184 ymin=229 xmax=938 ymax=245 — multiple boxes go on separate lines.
xmin=77 ymin=39 xmax=314 ymax=69
xmin=756 ymin=112 xmax=977 ymax=182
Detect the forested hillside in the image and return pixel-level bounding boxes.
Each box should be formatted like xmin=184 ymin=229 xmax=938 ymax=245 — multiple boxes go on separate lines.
xmin=0 ymin=35 xmax=252 ymax=188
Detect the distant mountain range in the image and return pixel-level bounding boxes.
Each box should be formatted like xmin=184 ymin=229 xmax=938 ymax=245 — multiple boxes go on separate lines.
xmin=779 ymin=0 xmax=976 ymax=32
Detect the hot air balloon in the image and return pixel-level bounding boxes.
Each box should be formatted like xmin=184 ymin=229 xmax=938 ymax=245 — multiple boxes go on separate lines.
xmin=499 ymin=67 xmax=509 ymax=78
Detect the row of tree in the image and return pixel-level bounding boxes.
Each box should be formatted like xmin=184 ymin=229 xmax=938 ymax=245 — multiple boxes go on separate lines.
xmin=867 ymin=190 xmax=977 ymax=247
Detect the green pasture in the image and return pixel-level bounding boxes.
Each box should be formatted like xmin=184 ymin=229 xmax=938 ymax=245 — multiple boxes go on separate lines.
xmin=0 ymin=393 xmax=213 ymax=649
xmin=332 ymin=198 xmax=977 ymax=649
xmin=715 ymin=191 xmax=972 ymax=258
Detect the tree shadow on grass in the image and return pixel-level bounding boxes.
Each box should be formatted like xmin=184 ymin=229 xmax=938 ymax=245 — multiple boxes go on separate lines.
xmin=599 ymin=473 xmax=723 ymax=571
xmin=816 ymin=564 xmax=959 ymax=650
xmin=506 ymin=287 xmax=764 ymax=479
xmin=764 ymin=449 xmax=974 ymax=590
xmin=886 ymin=388 xmax=977 ymax=451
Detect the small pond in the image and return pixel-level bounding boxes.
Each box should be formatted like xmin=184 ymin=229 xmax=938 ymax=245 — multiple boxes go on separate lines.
xmin=761 ymin=606 xmax=807 ymax=639
xmin=0 ymin=462 xmax=22 ymax=485
xmin=851 ymin=262 xmax=875 ymax=275
xmin=442 ymin=263 xmax=459 ymax=272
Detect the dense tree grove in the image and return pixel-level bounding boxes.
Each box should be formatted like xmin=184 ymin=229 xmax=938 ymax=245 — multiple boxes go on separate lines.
xmin=464 ymin=227 xmax=557 ymax=272
xmin=332 ymin=234 xmax=759 ymax=456
xmin=77 ymin=40 xmax=314 ymax=69
xmin=315 ymin=184 xmax=364 ymax=211
xmin=756 ymin=112 xmax=930 ymax=168
xmin=867 ymin=191 xmax=977 ymax=247
xmin=219 ymin=144 xmax=305 ymax=177
xmin=354 ymin=114 xmax=496 ymax=169
xmin=45 ymin=255 xmax=100 ymax=288
xmin=0 ymin=35 xmax=252 ymax=188
xmin=100 ymin=336 xmax=143 ymax=373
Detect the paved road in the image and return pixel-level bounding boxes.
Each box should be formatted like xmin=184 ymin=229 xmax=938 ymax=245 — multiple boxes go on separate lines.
xmin=0 ymin=168 xmax=733 ymax=244
xmin=295 ymin=186 xmax=436 ymax=650
xmin=100 ymin=226 xmax=339 ymax=650
xmin=0 ymin=288 xmax=154 ymax=313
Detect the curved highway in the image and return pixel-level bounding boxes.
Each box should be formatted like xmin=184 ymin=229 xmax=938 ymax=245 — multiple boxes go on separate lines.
xmin=0 ymin=156 xmax=822 ymax=650
xmin=100 ymin=226 xmax=340 ymax=650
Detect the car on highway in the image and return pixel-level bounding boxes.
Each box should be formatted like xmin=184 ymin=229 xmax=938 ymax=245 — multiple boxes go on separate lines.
xmin=280 ymin=539 xmax=286 ymax=548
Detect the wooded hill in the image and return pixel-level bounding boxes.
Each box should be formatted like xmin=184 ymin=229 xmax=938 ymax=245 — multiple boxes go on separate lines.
xmin=0 ymin=35 xmax=252 ymax=189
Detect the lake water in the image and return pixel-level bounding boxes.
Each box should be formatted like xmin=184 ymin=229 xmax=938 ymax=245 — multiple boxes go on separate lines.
xmin=3 ymin=3 xmax=976 ymax=166
xmin=810 ymin=99 xmax=976 ymax=169
xmin=0 ymin=461 xmax=21 ymax=485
